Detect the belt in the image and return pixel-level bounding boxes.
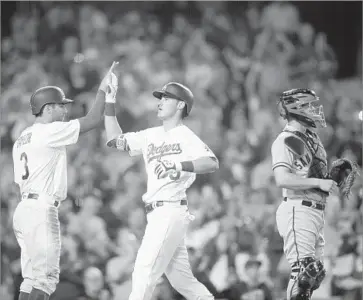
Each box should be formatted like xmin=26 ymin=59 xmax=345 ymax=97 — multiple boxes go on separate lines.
xmin=145 ymin=199 xmax=187 ymax=214
xmin=22 ymin=193 xmax=59 ymax=208
xmin=283 ymin=197 xmax=325 ymax=211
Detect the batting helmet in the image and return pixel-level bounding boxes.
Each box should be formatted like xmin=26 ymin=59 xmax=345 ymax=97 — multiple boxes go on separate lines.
xmin=153 ymin=82 xmax=194 ymax=116
xmin=30 ymin=86 xmax=74 ymax=115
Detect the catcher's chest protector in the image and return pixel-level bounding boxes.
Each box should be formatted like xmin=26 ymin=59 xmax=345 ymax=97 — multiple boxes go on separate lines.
xmin=284 ymin=129 xmax=328 ymax=180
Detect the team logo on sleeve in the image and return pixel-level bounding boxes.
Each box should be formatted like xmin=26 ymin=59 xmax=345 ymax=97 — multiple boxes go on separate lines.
xmin=147 ymin=142 xmax=182 ymax=163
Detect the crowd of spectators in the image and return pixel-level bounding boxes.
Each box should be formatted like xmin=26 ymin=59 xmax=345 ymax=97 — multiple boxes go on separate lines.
xmin=1 ymin=2 xmax=362 ymax=300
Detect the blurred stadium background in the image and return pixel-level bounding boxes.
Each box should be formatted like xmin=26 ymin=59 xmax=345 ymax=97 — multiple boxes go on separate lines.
xmin=0 ymin=1 xmax=362 ymax=300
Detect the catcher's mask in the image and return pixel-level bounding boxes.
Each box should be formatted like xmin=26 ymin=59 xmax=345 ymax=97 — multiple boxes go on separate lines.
xmin=278 ymin=88 xmax=326 ymax=128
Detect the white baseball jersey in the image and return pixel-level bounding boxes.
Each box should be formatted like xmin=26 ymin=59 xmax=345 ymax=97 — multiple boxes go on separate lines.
xmin=12 ymin=120 xmax=80 ymax=201
xmin=109 ymin=125 xmax=216 ymax=203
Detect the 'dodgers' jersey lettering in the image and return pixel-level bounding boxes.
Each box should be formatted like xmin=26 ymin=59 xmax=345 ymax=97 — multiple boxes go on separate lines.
xmin=147 ymin=142 xmax=182 ymax=163
xmin=12 ymin=120 xmax=80 ymax=201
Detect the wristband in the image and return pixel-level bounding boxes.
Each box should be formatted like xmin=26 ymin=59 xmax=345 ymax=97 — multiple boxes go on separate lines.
xmin=180 ymin=161 xmax=194 ymax=172
xmin=105 ymin=103 xmax=116 ymax=116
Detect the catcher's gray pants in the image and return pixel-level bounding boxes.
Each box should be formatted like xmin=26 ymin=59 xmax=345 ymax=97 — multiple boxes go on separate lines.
xmin=276 ymin=198 xmax=325 ymax=300
xmin=12 ymin=195 xmax=61 ymax=295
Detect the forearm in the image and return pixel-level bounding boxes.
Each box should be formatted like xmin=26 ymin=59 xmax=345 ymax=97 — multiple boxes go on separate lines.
xmin=104 ymin=103 xmax=122 ymax=141
xmin=86 ymin=90 xmax=106 ymax=123
xmin=78 ymin=90 xmax=106 ymax=134
xmin=275 ymin=172 xmax=320 ymax=190
xmin=179 ymin=157 xmax=219 ymax=174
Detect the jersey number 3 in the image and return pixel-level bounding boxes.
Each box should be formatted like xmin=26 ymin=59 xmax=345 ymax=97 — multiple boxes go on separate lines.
xmin=20 ymin=152 xmax=30 ymax=180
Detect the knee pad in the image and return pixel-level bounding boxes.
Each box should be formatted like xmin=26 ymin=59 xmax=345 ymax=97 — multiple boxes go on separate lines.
xmin=296 ymin=258 xmax=326 ymax=291
xmin=290 ymin=293 xmax=310 ymax=300
xmin=290 ymin=257 xmax=326 ymax=300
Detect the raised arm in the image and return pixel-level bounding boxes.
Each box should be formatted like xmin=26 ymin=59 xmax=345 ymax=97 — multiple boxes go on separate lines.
xmin=103 ymin=72 xmax=123 ymax=143
xmin=78 ymin=61 xmax=119 ymax=134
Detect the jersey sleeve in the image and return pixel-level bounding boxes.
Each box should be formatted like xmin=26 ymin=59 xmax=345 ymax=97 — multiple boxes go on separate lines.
xmin=271 ymin=135 xmax=293 ymax=171
xmin=106 ymin=130 xmax=148 ymax=156
xmin=45 ymin=120 xmax=80 ymax=148
xmin=186 ymin=130 xmax=217 ymax=160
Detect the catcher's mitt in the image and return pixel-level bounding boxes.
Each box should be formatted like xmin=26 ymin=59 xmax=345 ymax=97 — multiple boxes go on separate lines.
xmin=327 ymin=158 xmax=359 ymax=197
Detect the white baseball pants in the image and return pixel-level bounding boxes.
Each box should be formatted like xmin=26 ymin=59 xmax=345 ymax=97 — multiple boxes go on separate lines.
xmin=12 ymin=194 xmax=61 ymax=295
xmin=128 ymin=203 xmax=214 ymax=300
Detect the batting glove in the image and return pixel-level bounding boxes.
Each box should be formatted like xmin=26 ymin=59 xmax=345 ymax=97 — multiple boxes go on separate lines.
xmin=105 ymin=72 xmax=118 ymax=103
xmin=99 ymin=61 xmax=119 ymax=93
xmin=154 ymin=160 xmax=182 ymax=179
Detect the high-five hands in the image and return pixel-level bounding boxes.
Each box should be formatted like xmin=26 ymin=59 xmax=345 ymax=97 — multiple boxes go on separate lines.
xmin=99 ymin=61 xmax=119 ymax=94
xmin=105 ymin=72 xmax=118 ymax=103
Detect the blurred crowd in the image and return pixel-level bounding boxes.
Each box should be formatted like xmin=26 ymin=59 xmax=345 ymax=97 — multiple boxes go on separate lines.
xmin=1 ymin=2 xmax=362 ymax=300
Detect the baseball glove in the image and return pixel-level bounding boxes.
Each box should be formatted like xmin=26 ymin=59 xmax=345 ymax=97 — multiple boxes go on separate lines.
xmin=327 ymin=158 xmax=359 ymax=197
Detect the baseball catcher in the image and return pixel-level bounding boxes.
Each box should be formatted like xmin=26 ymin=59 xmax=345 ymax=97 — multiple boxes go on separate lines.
xmin=271 ymin=88 xmax=350 ymax=300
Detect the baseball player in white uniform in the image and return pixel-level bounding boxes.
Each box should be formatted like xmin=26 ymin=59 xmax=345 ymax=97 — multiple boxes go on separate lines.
xmin=272 ymin=89 xmax=339 ymax=300
xmin=104 ymin=77 xmax=219 ymax=300
xmin=12 ymin=62 xmax=118 ymax=300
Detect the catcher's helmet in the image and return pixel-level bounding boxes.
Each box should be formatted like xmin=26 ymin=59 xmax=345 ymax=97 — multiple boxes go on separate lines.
xmin=30 ymin=86 xmax=74 ymax=115
xmin=278 ymin=88 xmax=326 ymax=128
xmin=153 ymin=82 xmax=194 ymax=116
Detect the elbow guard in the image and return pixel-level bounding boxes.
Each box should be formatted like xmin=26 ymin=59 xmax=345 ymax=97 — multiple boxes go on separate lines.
xmin=106 ymin=134 xmax=130 ymax=151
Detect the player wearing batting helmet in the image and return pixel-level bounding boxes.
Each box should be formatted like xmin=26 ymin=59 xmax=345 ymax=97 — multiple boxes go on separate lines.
xmin=152 ymin=81 xmax=194 ymax=118
xmin=30 ymin=86 xmax=74 ymax=117
xmin=12 ymin=62 xmax=118 ymax=300
xmin=104 ymin=77 xmax=218 ymax=300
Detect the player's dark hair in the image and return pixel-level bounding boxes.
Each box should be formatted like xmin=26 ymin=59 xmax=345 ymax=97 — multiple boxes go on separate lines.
xmin=34 ymin=103 xmax=56 ymax=117
xmin=181 ymin=105 xmax=188 ymax=119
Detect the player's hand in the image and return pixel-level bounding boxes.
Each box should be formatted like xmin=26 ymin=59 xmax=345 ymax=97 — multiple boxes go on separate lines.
xmin=105 ymin=72 xmax=118 ymax=103
xmin=154 ymin=160 xmax=180 ymax=179
xmin=99 ymin=61 xmax=119 ymax=93
xmin=319 ymin=179 xmax=339 ymax=194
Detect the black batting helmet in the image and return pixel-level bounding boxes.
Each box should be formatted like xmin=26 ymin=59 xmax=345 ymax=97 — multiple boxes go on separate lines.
xmin=152 ymin=82 xmax=194 ymax=116
xmin=30 ymin=86 xmax=74 ymax=115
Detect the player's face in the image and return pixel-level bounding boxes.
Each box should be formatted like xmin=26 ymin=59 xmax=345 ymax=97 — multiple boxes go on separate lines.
xmin=157 ymin=96 xmax=180 ymax=120
xmin=51 ymin=103 xmax=68 ymax=122
xmin=245 ymin=265 xmax=260 ymax=281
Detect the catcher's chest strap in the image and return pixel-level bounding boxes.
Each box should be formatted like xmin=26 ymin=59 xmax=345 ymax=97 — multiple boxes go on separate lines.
xmin=283 ymin=129 xmax=318 ymax=156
